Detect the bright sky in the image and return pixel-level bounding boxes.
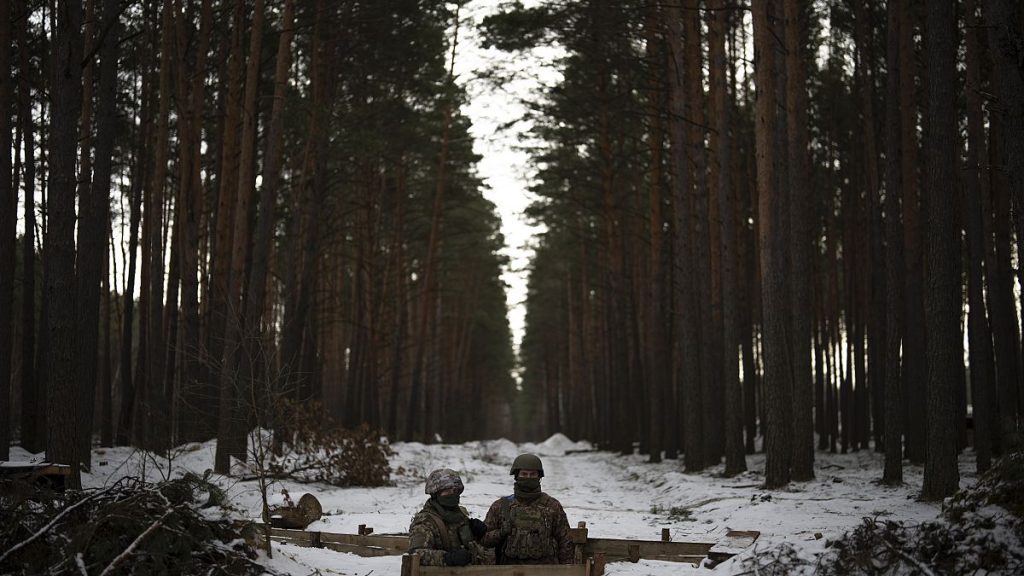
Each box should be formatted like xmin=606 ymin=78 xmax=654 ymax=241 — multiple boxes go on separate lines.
xmin=452 ymin=0 xmax=562 ymax=354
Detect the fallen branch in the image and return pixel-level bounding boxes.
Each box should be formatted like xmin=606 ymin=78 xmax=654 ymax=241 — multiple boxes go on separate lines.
xmin=0 ymin=484 xmax=118 ymax=564
xmin=878 ymin=532 xmax=938 ymax=576
xmin=98 ymin=505 xmax=182 ymax=576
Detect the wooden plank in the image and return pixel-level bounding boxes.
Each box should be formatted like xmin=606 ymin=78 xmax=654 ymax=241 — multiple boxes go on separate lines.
xmin=322 ymin=541 xmax=398 ymax=557
xmin=584 ymin=537 xmax=713 ymax=563
xmin=320 ymin=532 xmax=410 ymax=554
xmin=267 ymin=527 xmax=317 ymax=547
xmin=707 ymin=530 xmax=760 ymax=563
xmin=414 ymin=562 xmax=592 ymax=576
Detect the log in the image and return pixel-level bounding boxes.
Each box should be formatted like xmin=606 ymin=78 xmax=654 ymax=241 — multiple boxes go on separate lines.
xmin=265 ymin=491 xmax=322 ymax=529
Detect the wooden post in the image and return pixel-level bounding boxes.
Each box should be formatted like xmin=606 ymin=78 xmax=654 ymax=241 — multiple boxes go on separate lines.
xmin=571 ymin=521 xmax=588 ymax=564
xmin=401 ymin=553 xmax=420 ymax=576
xmin=593 ymin=552 xmax=606 ymax=575
xmin=627 ymin=543 xmax=640 ymax=563
xmin=661 ymin=528 xmax=670 ymax=542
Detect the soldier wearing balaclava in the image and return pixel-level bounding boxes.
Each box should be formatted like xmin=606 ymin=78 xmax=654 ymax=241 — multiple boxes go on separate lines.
xmin=480 ymin=454 xmax=574 ymax=564
xmin=408 ymin=468 xmax=489 ymax=566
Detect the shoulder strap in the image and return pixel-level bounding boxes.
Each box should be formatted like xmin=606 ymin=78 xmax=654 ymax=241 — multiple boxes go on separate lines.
xmin=425 ymin=509 xmax=453 ymax=550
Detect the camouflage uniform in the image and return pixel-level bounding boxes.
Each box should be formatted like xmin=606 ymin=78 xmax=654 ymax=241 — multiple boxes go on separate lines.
xmin=481 ymin=493 xmax=574 ymax=564
xmin=408 ymin=500 xmax=492 ymax=566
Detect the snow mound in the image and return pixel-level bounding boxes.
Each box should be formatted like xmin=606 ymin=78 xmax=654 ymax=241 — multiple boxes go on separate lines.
xmin=523 ymin=433 xmax=593 ymax=456
xmin=475 ymin=438 xmax=520 ymax=462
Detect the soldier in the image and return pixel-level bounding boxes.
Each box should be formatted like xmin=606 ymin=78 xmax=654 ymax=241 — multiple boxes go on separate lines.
xmin=408 ymin=468 xmax=490 ymax=566
xmin=481 ymin=453 xmax=574 ymax=564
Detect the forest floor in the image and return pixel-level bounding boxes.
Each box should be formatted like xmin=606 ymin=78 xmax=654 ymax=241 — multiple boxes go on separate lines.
xmin=8 ymin=436 xmax=1001 ymax=575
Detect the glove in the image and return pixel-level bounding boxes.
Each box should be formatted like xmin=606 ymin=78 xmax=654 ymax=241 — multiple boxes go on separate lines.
xmin=469 ymin=518 xmax=487 ymax=539
xmin=444 ymin=548 xmax=473 ymax=566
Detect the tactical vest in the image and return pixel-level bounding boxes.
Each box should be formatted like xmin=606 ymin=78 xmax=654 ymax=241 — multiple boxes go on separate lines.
xmin=501 ymin=496 xmax=556 ymax=561
xmin=424 ymin=507 xmax=475 ymax=550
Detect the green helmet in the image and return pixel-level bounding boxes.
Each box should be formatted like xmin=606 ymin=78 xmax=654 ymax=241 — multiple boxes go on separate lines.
xmin=510 ymin=453 xmax=544 ymax=477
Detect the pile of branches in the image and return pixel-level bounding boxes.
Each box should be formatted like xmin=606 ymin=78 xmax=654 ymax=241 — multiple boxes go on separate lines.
xmin=262 ymin=400 xmax=394 ymax=487
xmin=0 ymin=473 xmax=274 ymax=576
xmin=735 ymin=542 xmax=820 ymax=575
xmin=739 ymin=454 xmax=1024 ymax=575
xmin=822 ymin=454 xmax=1024 ymax=575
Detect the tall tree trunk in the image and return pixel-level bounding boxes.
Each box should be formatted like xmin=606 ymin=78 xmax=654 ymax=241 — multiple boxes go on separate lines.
xmin=882 ymin=0 xmax=905 ymax=485
xmin=0 ymin=0 xmax=14 ymax=461
xmin=785 ymin=0 xmax=813 ymax=481
xmin=141 ymin=0 xmax=174 ymax=452
xmin=709 ymin=0 xmax=745 ymax=476
xmin=405 ymin=8 xmax=459 ymax=442
xmin=665 ymin=0 xmax=703 ymax=472
xmin=987 ymin=114 xmax=1019 ymax=456
xmin=683 ymin=0 xmax=717 ymax=467
xmin=216 ymin=0 xmax=266 ymax=472
xmin=208 ymin=0 xmax=245 ymax=448
xmin=17 ymin=0 xmax=40 ymax=452
xmin=851 ymin=0 xmax=885 ymax=455
xmin=116 ymin=81 xmax=149 ymax=446
xmin=172 ymin=0 xmax=211 ymax=443
xmin=964 ymin=0 xmax=996 ymax=473
xmin=983 ymin=0 xmax=1024 ymax=445
xmin=900 ymin=0 xmax=927 ymax=465
xmin=920 ymin=0 xmax=960 ymax=501
xmin=75 ymin=0 xmax=117 ymax=468
xmin=239 ymin=0 xmax=295 ymax=427
xmin=753 ymin=0 xmax=792 ymax=488
xmin=45 ymin=0 xmax=85 ymax=488
xmin=99 ymin=238 xmax=113 ymax=447
xmin=644 ymin=0 xmax=664 ymax=464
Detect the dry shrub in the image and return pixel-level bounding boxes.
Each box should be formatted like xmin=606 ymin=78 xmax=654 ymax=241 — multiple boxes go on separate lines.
xmin=266 ymin=399 xmax=394 ymax=487
xmin=0 ymin=474 xmax=271 ymax=576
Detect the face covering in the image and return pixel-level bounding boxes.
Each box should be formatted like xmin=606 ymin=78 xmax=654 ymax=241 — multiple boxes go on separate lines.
xmin=514 ymin=477 xmax=542 ymax=502
xmin=436 ymin=494 xmax=461 ymax=509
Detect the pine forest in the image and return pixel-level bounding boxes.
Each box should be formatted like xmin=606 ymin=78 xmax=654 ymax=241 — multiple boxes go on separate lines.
xmin=1 ymin=0 xmax=1023 ymax=527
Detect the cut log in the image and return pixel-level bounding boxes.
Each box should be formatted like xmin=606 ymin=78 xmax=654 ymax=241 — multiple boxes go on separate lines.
xmin=264 ymin=491 xmax=322 ymax=529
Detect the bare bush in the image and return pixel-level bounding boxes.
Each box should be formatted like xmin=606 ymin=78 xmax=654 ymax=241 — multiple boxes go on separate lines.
xmin=263 ymin=400 xmax=394 ymax=487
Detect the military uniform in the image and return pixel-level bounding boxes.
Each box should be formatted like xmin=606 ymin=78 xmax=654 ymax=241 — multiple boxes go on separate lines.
xmin=408 ymin=500 xmax=492 ymax=566
xmin=481 ymin=492 xmax=574 ymax=564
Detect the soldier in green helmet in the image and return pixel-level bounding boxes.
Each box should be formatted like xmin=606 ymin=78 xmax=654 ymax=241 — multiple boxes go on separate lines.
xmin=480 ymin=453 xmax=574 ymax=565
xmin=408 ymin=468 xmax=491 ymax=566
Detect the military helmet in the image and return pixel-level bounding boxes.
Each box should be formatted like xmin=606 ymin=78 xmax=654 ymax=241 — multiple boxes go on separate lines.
xmin=425 ymin=468 xmax=465 ymax=495
xmin=509 ymin=453 xmax=544 ymax=477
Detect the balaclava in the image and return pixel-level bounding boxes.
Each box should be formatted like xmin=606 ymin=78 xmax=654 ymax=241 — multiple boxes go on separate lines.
xmin=514 ymin=476 xmax=542 ymax=502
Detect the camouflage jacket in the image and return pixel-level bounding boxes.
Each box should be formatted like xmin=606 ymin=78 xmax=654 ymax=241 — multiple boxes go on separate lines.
xmin=408 ymin=500 xmax=491 ymax=566
xmin=481 ymin=493 xmax=574 ymax=565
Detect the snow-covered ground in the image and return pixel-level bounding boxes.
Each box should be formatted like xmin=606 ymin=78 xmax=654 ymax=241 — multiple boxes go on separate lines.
xmin=9 ymin=435 xmax=981 ymax=575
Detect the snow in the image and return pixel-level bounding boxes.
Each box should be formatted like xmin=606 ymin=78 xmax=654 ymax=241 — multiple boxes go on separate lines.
xmin=8 ymin=436 xmax=994 ymax=575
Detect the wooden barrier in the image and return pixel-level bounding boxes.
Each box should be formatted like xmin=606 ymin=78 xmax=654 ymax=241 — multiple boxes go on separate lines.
xmin=0 ymin=462 xmax=72 ymax=491
xmin=258 ymin=524 xmax=759 ymax=567
xmin=582 ymin=535 xmax=712 ymax=564
xmin=401 ymin=554 xmax=595 ymax=576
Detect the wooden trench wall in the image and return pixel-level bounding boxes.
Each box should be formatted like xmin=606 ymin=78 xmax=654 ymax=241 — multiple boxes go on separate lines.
xmin=257 ymin=522 xmax=759 ymax=574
